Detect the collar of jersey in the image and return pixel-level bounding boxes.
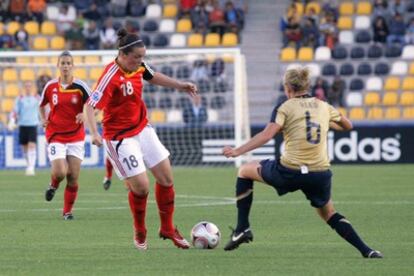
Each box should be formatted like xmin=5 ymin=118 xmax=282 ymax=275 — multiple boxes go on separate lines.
xmin=115 ymin=59 xmax=145 ymax=78
xmin=58 ymin=77 xmax=81 ymax=93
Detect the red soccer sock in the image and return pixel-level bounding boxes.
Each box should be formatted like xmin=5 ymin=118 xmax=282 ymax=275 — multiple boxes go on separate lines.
xmin=155 ymin=183 xmax=175 ymax=233
xmin=63 ymin=184 xmax=78 ymax=215
xmin=128 ymin=191 xmax=148 ymax=234
xmin=50 ymin=176 xmax=61 ymax=189
xmin=105 ymin=158 xmax=113 ymax=179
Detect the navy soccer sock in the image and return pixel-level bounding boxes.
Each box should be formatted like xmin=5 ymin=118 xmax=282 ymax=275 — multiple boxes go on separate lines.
xmin=235 ymin=177 xmax=254 ymax=233
xmin=327 ymin=213 xmax=372 ymax=256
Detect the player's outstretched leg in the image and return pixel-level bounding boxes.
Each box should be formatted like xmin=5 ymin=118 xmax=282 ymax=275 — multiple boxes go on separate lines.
xmin=128 ymin=190 xmax=148 ymax=251
xmin=224 ymin=177 xmax=254 ymax=251
xmin=155 ymin=183 xmax=190 ymax=249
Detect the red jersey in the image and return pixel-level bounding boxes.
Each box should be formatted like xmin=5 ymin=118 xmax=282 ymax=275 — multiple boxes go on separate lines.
xmin=40 ymin=78 xmax=91 ymax=143
xmin=87 ymin=60 xmax=155 ymax=140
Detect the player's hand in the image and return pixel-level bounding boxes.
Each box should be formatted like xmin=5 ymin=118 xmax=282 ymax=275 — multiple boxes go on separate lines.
xmin=91 ymin=133 xmax=103 ymax=147
xmin=222 ymin=146 xmax=239 ymax=158
xmin=180 ymin=82 xmax=198 ymax=97
xmin=41 ymin=118 xmax=49 ymax=128
xmin=75 ymin=113 xmax=85 ymax=124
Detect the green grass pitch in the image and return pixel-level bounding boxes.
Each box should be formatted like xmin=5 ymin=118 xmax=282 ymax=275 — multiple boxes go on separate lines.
xmin=0 ymin=165 xmax=413 ymax=275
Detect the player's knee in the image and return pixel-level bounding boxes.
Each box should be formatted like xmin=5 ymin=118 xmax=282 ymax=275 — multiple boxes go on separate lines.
xmin=53 ymin=172 xmax=66 ymax=182
xmin=66 ymin=173 xmax=78 ymax=185
xmin=130 ymin=185 xmax=149 ymax=196
xmin=237 ymin=164 xmax=250 ymax=178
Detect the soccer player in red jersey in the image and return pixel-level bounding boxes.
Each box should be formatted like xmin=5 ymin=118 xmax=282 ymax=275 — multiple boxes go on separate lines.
xmin=39 ymin=51 xmax=91 ymax=220
xmin=85 ymin=28 xmax=197 ymax=250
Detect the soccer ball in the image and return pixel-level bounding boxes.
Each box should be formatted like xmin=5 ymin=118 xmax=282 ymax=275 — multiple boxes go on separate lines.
xmin=190 ymin=221 xmax=221 ymax=249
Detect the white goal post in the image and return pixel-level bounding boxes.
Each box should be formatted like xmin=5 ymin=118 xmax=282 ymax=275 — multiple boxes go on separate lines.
xmin=0 ymin=48 xmax=260 ymax=169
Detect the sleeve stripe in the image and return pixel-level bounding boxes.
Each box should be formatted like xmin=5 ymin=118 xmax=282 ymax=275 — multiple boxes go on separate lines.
xmin=88 ymin=64 xmax=118 ymax=107
xmin=39 ymin=78 xmax=58 ymax=106
xmin=74 ymin=79 xmax=92 ymax=95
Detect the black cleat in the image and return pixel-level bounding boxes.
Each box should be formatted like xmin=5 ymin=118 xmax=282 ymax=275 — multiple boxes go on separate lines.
xmin=45 ymin=185 xmax=56 ymax=202
xmin=63 ymin=213 xmax=74 ymax=220
xmin=224 ymin=228 xmax=253 ymax=251
xmin=364 ymin=250 xmax=383 ymax=258
xmin=103 ymin=177 xmax=111 ymax=191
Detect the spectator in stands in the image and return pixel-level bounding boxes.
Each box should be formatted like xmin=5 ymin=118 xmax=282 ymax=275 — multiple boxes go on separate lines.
xmin=283 ymin=16 xmax=302 ymax=48
xmin=56 ymin=4 xmax=76 ymax=35
xmin=405 ymin=18 xmax=414 ymax=44
xmin=83 ymin=3 xmax=102 ymax=25
xmin=373 ymin=16 xmax=389 ymax=44
xmin=9 ymin=0 xmax=26 ymax=22
xmin=302 ymin=17 xmax=319 ymax=48
xmin=36 ymin=72 xmax=51 ymax=95
xmin=191 ymin=59 xmax=209 ymax=81
xmin=304 ymin=6 xmax=319 ymax=26
xmin=0 ymin=1 xmax=10 ymax=22
xmin=328 ymin=76 xmax=345 ymax=107
xmin=311 ymin=77 xmax=328 ymax=101
xmin=183 ymin=95 xmax=208 ymax=127
xmin=74 ymin=0 xmax=93 ymax=14
xmin=209 ymin=0 xmax=226 ymax=36
xmin=321 ymin=0 xmax=339 ymax=21
xmin=94 ymin=0 xmax=111 ymax=18
xmin=100 ymin=17 xmax=117 ymax=49
xmin=129 ymin=0 xmax=147 ymax=17
xmin=179 ymin=0 xmax=197 ymax=19
xmin=389 ymin=0 xmax=405 ymax=16
xmin=27 ymin=0 xmax=46 ymax=24
xmin=191 ymin=0 xmax=211 ymax=34
xmin=110 ymin=0 xmax=128 ymax=17
xmin=14 ymin=24 xmax=29 ymax=51
xmin=224 ymin=1 xmax=244 ymax=33
xmin=211 ymin=57 xmax=225 ymax=79
xmin=65 ymin=20 xmax=85 ymax=50
xmin=373 ymin=0 xmax=391 ymax=23
xmin=83 ymin=20 xmax=100 ymax=50
xmin=0 ymin=25 xmax=14 ymax=50
xmin=387 ymin=13 xmax=406 ymax=46
xmin=319 ymin=13 xmax=337 ymax=49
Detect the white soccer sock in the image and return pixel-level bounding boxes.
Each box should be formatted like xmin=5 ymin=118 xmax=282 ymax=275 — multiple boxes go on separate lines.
xmin=27 ymin=149 xmax=37 ymax=170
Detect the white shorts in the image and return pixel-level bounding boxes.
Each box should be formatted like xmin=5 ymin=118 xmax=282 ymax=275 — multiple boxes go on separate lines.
xmin=47 ymin=142 xmax=85 ymax=162
xmin=104 ymin=125 xmax=170 ymax=180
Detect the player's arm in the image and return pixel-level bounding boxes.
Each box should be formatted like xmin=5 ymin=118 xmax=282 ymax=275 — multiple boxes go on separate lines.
xmin=223 ymin=122 xmax=281 ymax=158
xmin=84 ymin=104 xmax=102 ymax=147
xmin=329 ymin=115 xmax=353 ymax=132
xmin=149 ymin=72 xmax=197 ymax=96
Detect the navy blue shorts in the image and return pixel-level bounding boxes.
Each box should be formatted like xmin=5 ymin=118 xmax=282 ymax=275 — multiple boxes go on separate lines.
xmin=19 ymin=126 xmax=37 ymax=145
xmin=259 ymin=159 xmax=332 ymax=208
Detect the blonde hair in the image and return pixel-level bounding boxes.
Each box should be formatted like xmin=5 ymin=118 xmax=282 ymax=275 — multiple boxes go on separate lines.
xmin=284 ymin=66 xmax=311 ymax=93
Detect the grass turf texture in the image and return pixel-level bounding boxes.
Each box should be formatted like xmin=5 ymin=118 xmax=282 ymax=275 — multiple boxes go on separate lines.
xmin=0 ymin=165 xmax=413 ymax=275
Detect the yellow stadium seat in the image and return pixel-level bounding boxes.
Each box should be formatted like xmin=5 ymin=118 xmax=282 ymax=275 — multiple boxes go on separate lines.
xmin=337 ymin=107 xmax=347 ymax=117
xmin=349 ymin=107 xmax=365 ymax=120
xmin=50 ymin=36 xmax=65 ymax=50
xmin=400 ymin=91 xmax=414 ymax=106
xmin=187 ymin=33 xmax=203 ymax=47
xmin=49 ymin=56 xmax=59 ymax=64
xmin=364 ymin=92 xmax=380 ymax=106
xmin=41 ymin=21 xmax=57 ymax=35
xmin=280 ymin=47 xmax=296 ymax=62
xmin=409 ymin=62 xmax=414 ymax=75
xmin=384 ymin=77 xmax=401 ymax=91
xmin=7 ymin=21 xmax=20 ymax=35
xmin=403 ymin=107 xmax=414 ymax=119
xmin=337 ymin=16 xmax=353 ymax=30
xmin=16 ymin=57 xmax=31 ymax=64
xmin=89 ymin=67 xmax=103 ymax=81
xmin=402 ymin=77 xmax=414 ymax=90
xmin=3 ymin=68 xmax=18 ymax=82
xmin=73 ymin=56 xmax=83 ymax=64
xmin=33 ymin=56 xmax=49 ymax=65
xmin=163 ymin=4 xmax=177 ymax=17
xmin=33 ymin=37 xmax=48 ymax=50
xmin=0 ymin=85 xmax=3 ymax=96
xmin=367 ymin=107 xmax=383 ymax=120
xmin=84 ymin=56 xmax=101 ymax=64
xmin=222 ymin=33 xmax=238 ymax=46
xmin=339 ymin=2 xmax=354 ymax=15
xmin=385 ymin=107 xmax=401 ymax=120
xmin=38 ymin=68 xmax=53 ymax=77
xmin=20 ymin=68 xmax=36 ymax=81
xmin=1 ymin=98 xmax=15 ymax=113
xmin=0 ymin=113 xmax=7 ymax=125
xmin=204 ymin=33 xmax=220 ymax=47
xmin=5 ymin=84 xmax=19 ymax=97
xmin=74 ymin=68 xmax=87 ymax=79
xmin=356 ymin=2 xmax=372 ymax=15
xmin=382 ymin=92 xmax=398 ymax=106
xmin=305 ymin=2 xmax=321 ymax=14
xmin=176 ymin=19 xmax=192 ymax=32
xmin=0 ymin=22 xmax=3 ymax=35
xmin=150 ymin=110 xmax=166 ymax=123
xmin=294 ymin=2 xmax=304 ymax=16
xmin=24 ymin=21 xmax=39 ymax=35
xmin=297 ymin=47 xmax=313 ymax=61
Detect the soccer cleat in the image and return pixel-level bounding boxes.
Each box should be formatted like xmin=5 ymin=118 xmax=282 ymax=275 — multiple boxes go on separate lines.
xmin=63 ymin=213 xmax=74 ymax=220
xmin=102 ymin=177 xmax=111 ymax=191
xmin=224 ymin=227 xmax=253 ymax=251
xmin=45 ymin=185 xmax=56 ymax=202
xmin=364 ymin=250 xmax=383 ymax=259
xmin=159 ymin=227 xmax=190 ymax=249
xmin=133 ymin=231 xmax=148 ymax=251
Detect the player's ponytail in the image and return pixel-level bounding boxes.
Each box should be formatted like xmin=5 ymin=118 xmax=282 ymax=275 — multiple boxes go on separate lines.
xmin=284 ymin=66 xmax=310 ymax=93
xmin=117 ymin=28 xmax=144 ymax=54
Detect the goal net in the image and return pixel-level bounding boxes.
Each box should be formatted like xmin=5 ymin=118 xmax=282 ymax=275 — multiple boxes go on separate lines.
xmin=0 ymin=48 xmax=254 ymax=169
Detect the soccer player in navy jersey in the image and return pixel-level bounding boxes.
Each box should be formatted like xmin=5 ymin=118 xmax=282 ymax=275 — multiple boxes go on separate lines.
xmin=39 ymin=51 xmax=91 ymax=220
xmin=222 ymin=66 xmax=382 ymax=258
xmin=85 ymin=28 xmax=197 ymax=250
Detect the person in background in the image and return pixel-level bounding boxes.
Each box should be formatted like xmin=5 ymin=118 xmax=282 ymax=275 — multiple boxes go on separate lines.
xmin=182 ymin=94 xmax=208 ymax=127
xmin=14 ymin=24 xmax=29 ymax=51
xmin=9 ymin=81 xmax=40 ymax=176
xmin=27 ymin=0 xmax=46 ymax=23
